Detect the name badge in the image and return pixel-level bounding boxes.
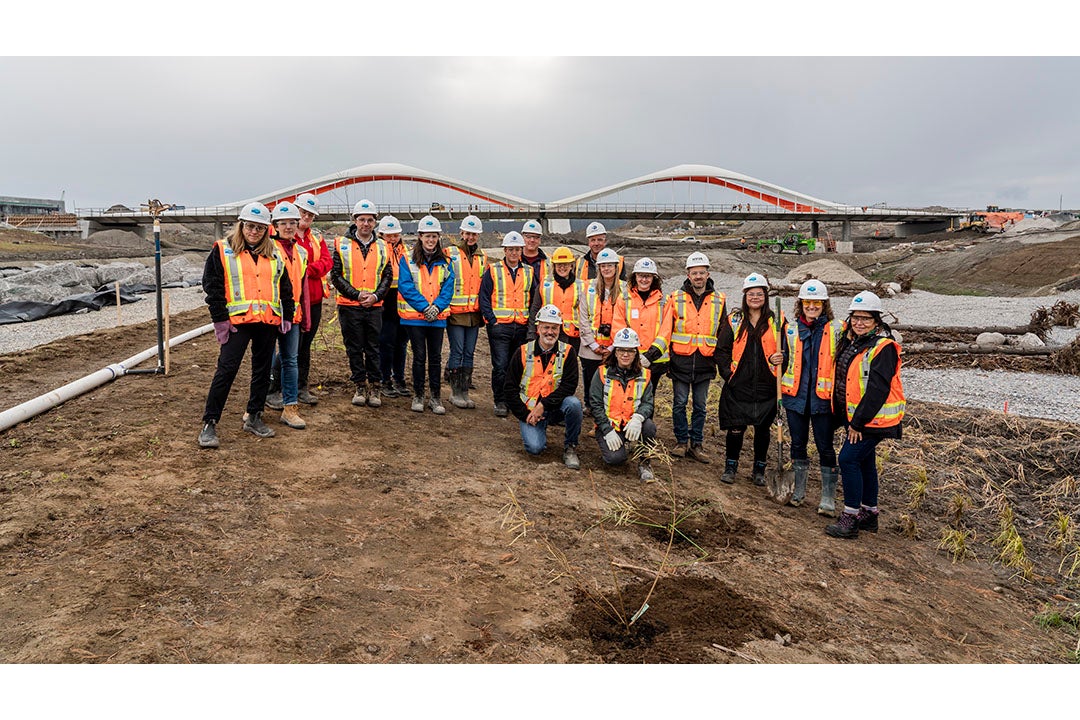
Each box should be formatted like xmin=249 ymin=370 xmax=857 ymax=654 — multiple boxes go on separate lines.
xmin=630 ymin=309 xmax=640 ymax=319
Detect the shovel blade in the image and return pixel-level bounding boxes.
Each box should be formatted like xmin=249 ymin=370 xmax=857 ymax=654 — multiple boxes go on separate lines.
xmin=771 ymin=468 xmax=796 ymax=505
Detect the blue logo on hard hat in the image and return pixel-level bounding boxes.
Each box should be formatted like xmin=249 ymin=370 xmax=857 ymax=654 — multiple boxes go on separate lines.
xmin=252 ymin=208 xmax=261 ymax=214
xmin=305 ymin=199 xmax=315 ymax=207
xmin=808 ymin=285 xmax=817 ymax=292
xmin=750 ymin=275 xmax=758 ymax=281
xmin=854 ymin=297 xmax=863 ymax=303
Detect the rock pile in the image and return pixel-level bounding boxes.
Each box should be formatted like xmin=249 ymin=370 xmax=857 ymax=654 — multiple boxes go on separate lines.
xmin=0 ymin=258 xmax=203 ymax=304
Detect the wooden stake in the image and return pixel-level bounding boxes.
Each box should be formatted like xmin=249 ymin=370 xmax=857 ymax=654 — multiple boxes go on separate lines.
xmin=115 ymin=281 xmax=121 ymax=326
xmin=163 ymin=291 xmax=171 ymax=375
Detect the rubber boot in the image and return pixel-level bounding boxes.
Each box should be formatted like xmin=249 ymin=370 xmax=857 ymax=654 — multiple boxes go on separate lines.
xmin=790 ymin=459 xmax=809 ymax=507
xmin=720 ymin=459 xmax=737 ymax=484
xmin=449 ymin=368 xmax=469 ymax=409
xmin=818 ymin=466 xmax=839 ymax=517
xmin=752 ymin=460 xmax=767 ymax=487
xmin=461 ymin=367 xmax=477 ymax=409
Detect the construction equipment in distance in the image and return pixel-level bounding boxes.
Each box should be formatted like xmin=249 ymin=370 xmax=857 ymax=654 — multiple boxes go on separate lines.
xmin=754 ymin=232 xmax=816 ymax=255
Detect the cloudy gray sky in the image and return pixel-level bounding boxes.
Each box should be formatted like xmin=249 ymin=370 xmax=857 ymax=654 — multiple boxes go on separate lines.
xmin=2 ymin=56 xmax=1078 ymax=212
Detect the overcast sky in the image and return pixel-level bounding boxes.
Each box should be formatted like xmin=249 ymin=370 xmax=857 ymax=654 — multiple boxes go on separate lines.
xmin=2 ymin=56 xmax=1078 ymax=212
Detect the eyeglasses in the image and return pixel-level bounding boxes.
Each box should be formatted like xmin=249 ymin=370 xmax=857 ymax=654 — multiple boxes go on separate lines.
xmin=614 ymin=347 xmax=637 ymax=354
xmin=850 ymin=315 xmax=876 ymax=324
xmin=242 ymin=222 xmax=266 ymax=232
xmin=802 ymin=300 xmax=824 ymax=307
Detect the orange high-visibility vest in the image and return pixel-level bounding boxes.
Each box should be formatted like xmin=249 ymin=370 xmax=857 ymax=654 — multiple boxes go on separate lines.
xmin=217 ymin=240 xmax=284 ymax=326
xmin=598 ymin=365 xmax=651 ymax=431
xmin=661 ymin=289 xmax=726 ymax=357
xmin=397 ymin=260 xmax=452 ymax=322
xmin=613 ymin=288 xmax=666 ymax=360
xmin=490 ymin=261 xmax=533 ymax=324
xmin=304 ymin=227 xmax=331 ymax=298
xmin=579 ymin=280 xmax=625 ymax=347
xmin=781 ymin=319 xmax=844 ymax=398
xmin=525 ymin=256 xmax=549 ymax=287
xmin=729 ymin=310 xmax=783 ymax=378
xmin=518 ymin=340 xmax=568 ymax=409
xmin=576 ymin=254 xmax=625 ymax=283
xmin=538 ymin=277 xmax=580 ymax=338
xmin=275 ymin=240 xmax=308 ymax=323
xmin=336 ymin=236 xmax=390 ymax=307
xmin=384 ymin=241 xmax=406 ymax=289
xmin=445 ymin=244 xmax=487 ymax=313
xmin=846 ymin=337 xmax=906 ymax=428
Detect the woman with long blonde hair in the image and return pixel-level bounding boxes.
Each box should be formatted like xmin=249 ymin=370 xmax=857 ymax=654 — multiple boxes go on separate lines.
xmin=577 ymin=248 xmax=626 ymax=424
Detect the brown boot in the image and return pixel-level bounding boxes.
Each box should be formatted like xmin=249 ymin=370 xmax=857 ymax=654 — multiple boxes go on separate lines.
xmin=686 ymin=443 xmax=711 ymax=464
xmin=280 ymin=404 xmax=307 ymax=429
xmin=366 ymin=381 xmax=382 ymax=408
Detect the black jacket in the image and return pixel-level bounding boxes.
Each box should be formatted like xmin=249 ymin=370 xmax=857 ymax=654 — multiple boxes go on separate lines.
xmin=833 ymin=331 xmax=903 ymax=438
xmin=330 ymin=225 xmax=393 ymax=304
xmin=644 ymin=278 xmax=724 ymax=384
xmin=716 ymin=309 xmax=789 ymax=428
xmin=504 ymin=340 xmax=579 ymax=422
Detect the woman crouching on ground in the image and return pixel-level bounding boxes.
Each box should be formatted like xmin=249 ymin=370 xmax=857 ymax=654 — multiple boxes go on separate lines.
xmin=825 ymin=291 xmax=905 ymax=539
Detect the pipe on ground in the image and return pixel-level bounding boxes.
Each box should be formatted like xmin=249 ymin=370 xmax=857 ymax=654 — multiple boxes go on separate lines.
xmin=0 ymin=323 xmax=213 ymax=433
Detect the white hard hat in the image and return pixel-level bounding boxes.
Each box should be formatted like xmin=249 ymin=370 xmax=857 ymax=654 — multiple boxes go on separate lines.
xmin=501 ymin=231 xmax=525 ymax=248
xmin=685 ymin=251 xmax=710 ymax=269
xmin=743 ymin=273 xmax=769 ymax=292
xmin=612 ymin=327 xmax=640 ymax=349
xmin=378 ymin=215 xmax=402 ymax=235
xmin=632 ymin=257 xmax=658 ymax=275
xmin=271 ymin=201 xmax=300 ymax=223
xmin=849 ymin=291 xmax=884 ymax=313
xmin=596 ymin=248 xmax=620 ymax=265
xmin=460 ymin=215 xmax=483 ymax=233
xmin=417 ymin=215 xmax=442 ymax=233
xmin=351 ymin=199 xmax=378 ymax=217
xmin=521 ymin=220 xmax=542 ymax=235
xmin=586 ymin=222 xmax=607 ymax=238
xmin=535 ymin=304 xmax=563 ymax=325
xmin=238 ymin=202 xmax=271 ymax=225
xmin=798 ymin=279 xmax=829 ymax=300
xmin=295 ymin=192 xmax=320 ymax=216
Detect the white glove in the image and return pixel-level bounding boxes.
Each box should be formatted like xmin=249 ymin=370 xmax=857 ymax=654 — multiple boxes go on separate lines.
xmin=423 ymin=305 xmax=440 ymax=321
xmin=640 ymin=355 xmax=651 ymax=369
xmin=604 ymin=430 xmax=624 ymax=452
xmin=624 ymin=413 xmax=644 ymax=443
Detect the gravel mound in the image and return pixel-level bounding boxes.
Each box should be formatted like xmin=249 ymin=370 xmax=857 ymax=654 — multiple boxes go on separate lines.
xmin=784 ymin=259 xmax=869 ymax=285
xmin=903 ymin=368 xmax=1080 ymax=424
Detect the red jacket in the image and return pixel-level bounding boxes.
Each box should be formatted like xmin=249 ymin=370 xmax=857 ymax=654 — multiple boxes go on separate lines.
xmin=296 ymin=227 xmax=333 ymax=304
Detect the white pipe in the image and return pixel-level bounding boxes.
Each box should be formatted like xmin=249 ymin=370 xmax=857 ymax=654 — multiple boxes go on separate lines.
xmin=0 ymin=323 xmax=214 ymax=433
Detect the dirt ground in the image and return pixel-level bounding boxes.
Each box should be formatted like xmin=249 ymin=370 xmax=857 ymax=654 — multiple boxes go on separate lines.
xmin=2 ymin=305 xmax=1078 ymax=664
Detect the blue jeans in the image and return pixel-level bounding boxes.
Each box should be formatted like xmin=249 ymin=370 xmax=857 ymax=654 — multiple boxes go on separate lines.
xmin=785 ymin=408 xmax=837 ymax=466
xmin=838 ymin=434 xmax=882 ymax=510
xmin=272 ymin=324 xmax=300 ymax=405
xmin=447 ymin=324 xmax=480 ymax=370
xmin=671 ymin=378 xmax=710 ymax=444
xmin=520 ymin=396 xmax=582 ymax=454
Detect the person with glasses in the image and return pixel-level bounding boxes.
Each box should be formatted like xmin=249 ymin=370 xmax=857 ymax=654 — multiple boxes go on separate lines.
xmin=825 ymin=291 xmax=905 ymax=540
xmin=780 ymin=279 xmax=845 ymax=513
xmin=716 ymin=273 xmax=788 ymax=487
xmin=197 ymin=202 xmax=294 ymax=448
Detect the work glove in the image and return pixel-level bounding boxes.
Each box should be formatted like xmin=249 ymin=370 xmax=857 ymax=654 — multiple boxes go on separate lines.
xmin=640 ymin=355 xmax=651 ymax=369
xmin=604 ymin=430 xmax=623 ymax=452
xmin=279 ymin=320 xmax=292 ymax=335
xmin=624 ymin=413 xmax=645 ymax=443
xmin=213 ymin=320 xmax=235 ymax=345
xmin=423 ymin=305 xmax=440 ymax=322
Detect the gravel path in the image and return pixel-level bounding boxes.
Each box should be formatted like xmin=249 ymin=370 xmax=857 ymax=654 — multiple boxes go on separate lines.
xmin=903 ymin=368 xmax=1080 ymax=423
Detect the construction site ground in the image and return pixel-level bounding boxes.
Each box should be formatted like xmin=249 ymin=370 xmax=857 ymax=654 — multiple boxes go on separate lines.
xmin=2 ymin=226 xmax=1079 ymax=674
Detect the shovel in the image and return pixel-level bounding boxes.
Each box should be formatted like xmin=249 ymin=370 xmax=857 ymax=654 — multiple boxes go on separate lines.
xmin=769 ymin=296 xmax=795 ymax=505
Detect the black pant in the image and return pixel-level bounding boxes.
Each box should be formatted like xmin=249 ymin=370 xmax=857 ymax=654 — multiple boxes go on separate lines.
xmin=338 ymin=304 xmax=383 ymax=386
xmin=379 ymin=304 xmax=409 ymax=385
xmin=580 ymin=356 xmax=603 ymax=401
xmin=203 ymin=322 xmax=277 ymax=423
xmin=725 ymin=420 xmax=775 ymax=465
xmin=407 ymin=324 xmax=445 ymax=397
xmin=487 ymin=322 xmax=527 ymax=404
xmin=297 ymin=300 xmax=323 ymax=389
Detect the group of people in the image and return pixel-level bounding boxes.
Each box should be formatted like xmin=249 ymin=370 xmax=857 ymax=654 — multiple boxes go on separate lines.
xmin=197 ymin=196 xmax=905 ymax=541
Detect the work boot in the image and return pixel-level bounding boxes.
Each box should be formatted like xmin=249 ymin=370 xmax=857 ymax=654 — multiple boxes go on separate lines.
xmin=297 ymin=386 xmax=319 ymax=405
xmin=825 ymin=511 xmax=860 ymax=539
xmin=460 ymin=367 xmax=477 ymax=409
xmin=449 ymin=368 xmax=469 ymax=409
xmin=818 ymin=466 xmax=839 ymax=517
xmin=686 ymin=443 xmax=711 ymax=464
xmin=858 ymin=506 xmax=880 ymax=533
xmin=720 ymin=459 xmax=737 ymax=484
xmin=638 ymin=461 xmax=655 ymax=483
xmin=265 ymin=391 xmax=284 ymax=410
xmin=393 ymin=380 xmax=409 ymax=397
xmin=672 ymin=442 xmax=688 ymax=458
xmin=242 ymin=411 xmax=275 ymax=438
xmin=198 ymin=420 xmax=219 ymax=449
xmin=280 ymin=404 xmax=307 ymax=429
xmin=494 ymin=401 xmax=508 ymax=418
xmin=429 ymin=396 xmax=446 ymax=415
xmin=366 ymin=382 xmax=382 ymax=408
xmin=563 ymin=445 xmax=581 ymax=470
xmin=411 ymin=395 xmax=425 ymax=412
xmin=380 ymin=380 xmax=398 ymax=398
xmin=790 ymin=459 xmax=809 ymax=506
xmin=351 ymin=384 xmax=367 ymax=407
xmin=752 ymin=460 xmax=767 ymax=487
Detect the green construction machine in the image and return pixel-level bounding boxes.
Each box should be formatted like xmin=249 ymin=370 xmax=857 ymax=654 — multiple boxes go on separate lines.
xmin=754 ymin=232 xmax=816 ymax=255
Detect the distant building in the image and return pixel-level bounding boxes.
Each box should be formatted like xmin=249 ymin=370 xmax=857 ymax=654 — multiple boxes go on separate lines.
xmin=0 ymin=195 xmax=65 ymax=217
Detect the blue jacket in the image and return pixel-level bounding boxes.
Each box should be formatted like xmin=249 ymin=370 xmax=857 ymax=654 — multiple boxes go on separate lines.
xmin=397 ymin=251 xmax=455 ymax=328
xmin=781 ymin=316 xmax=832 ymax=416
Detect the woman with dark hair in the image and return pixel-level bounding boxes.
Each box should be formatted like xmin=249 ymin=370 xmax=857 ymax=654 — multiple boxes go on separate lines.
xmin=197 ymin=202 xmax=294 ymax=448
xmin=612 ymin=256 xmax=667 ymax=394
xmin=397 ymin=215 xmax=455 ymax=415
xmin=589 ymin=327 xmax=657 ymax=482
xmin=716 ymin=272 xmax=788 ymax=487
xmin=780 ymin=279 xmax=845 ymax=513
xmin=825 ymin=291 xmax=905 ymax=539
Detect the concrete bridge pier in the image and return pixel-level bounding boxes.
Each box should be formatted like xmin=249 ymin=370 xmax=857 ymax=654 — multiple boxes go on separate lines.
xmin=841 ymin=220 xmax=852 ymax=243
xmin=896 ymin=221 xmax=949 ymax=237
xmin=811 ymin=220 xmax=819 ymax=238
xmin=214 ymin=221 xmax=224 ymax=241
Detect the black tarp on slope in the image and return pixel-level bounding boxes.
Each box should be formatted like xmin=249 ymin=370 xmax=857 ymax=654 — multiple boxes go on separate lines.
xmin=0 ymin=282 xmax=197 ymax=325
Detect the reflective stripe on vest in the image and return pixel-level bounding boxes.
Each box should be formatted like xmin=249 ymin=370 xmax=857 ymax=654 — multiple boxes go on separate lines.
xmin=446 ymin=245 xmax=487 ymax=313
xmin=540 ymin=278 xmax=580 ymax=337
xmin=336 ymin=236 xmax=389 ymax=307
xmin=730 ymin=311 xmax=782 ymax=377
xmin=397 ymin=261 xmax=452 ymax=321
xmin=669 ymin=290 xmax=725 ymax=356
xmin=491 ymin=261 xmax=533 ymax=324
xmin=846 ymin=336 xmax=906 ymax=428
xmin=218 ymin=241 xmax=284 ymax=325
xmin=275 ymin=240 xmax=308 ymax=323
xmin=781 ymin=319 xmax=842 ymax=398
xmin=599 ymin=365 xmax=651 ymax=431
xmin=580 ymin=280 xmax=624 ymax=345
xmin=519 ymin=340 xmax=567 ymax=409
